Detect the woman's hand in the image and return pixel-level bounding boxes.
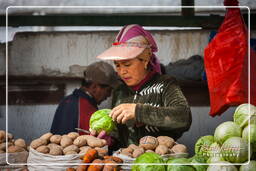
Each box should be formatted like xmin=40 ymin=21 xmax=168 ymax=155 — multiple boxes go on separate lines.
xmin=110 ymin=103 xmax=136 ymax=124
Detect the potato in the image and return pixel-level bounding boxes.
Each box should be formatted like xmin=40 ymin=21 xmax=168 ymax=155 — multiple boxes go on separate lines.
xmin=0 ymin=142 xmax=12 ymax=151
xmin=86 ymin=136 xmax=106 ymax=148
xmin=7 ymin=145 xmax=24 ymax=153
xmin=14 ymin=138 xmax=26 ymax=148
xmin=132 ymin=147 xmax=144 ymax=158
xmin=40 ymin=132 xmax=53 ymax=142
xmin=73 ymin=136 xmax=87 ymax=147
xmin=7 ymin=133 xmax=13 ymax=140
xmin=49 ymin=145 xmax=63 ymax=155
xmin=0 ymin=130 xmax=6 ymax=141
xmin=30 ymin=138 xmax=47 ymax=149
xmin=95 ymin=147 xmax=108 ymax=157
xmin=36 ymin=145 xmax=50 ymax=154
xmin=67 ymin=132 xmax=79 ymax=140
xmin=155 ymin=145 xmax=169 ymax=155
xmin=60 ymin=136 xmax=73 ymax=148
xmin=122 ymin=147 xmax=133 ymax=153
xmin=0 ymin=149 xmax=5 ymax=153
xmin=157 ymin=136 xmax=175 ymax=148
xmin=146 ymin=150 xmax=155 ymax=153
xmin=171 ymin=144 xmax=187 ymax=153
xmin=50 ymin=135 xmax=62 ymax=144
xmin=128 ymin=144 xmax=139 ymax=150
xmin=65 ymin=150 xmax=77 ymax=155
xmin=139 ymin=136 xmax=159 ymax=150
xmin=63 ymin=145 xmax=79 ymax=154
xmin=79 ymin=146 xmax=92 ymax=154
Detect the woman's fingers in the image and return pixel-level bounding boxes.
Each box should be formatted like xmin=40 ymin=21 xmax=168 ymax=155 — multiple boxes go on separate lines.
xmin=111 ymin=107 xmax=123 ymax=121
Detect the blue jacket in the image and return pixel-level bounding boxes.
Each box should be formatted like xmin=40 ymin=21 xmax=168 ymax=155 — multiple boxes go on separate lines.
xmin=50 ymin=88 xmax=98 ymax=135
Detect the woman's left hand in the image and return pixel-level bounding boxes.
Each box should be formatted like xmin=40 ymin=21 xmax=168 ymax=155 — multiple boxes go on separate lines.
xmin=110 ymin=103 xmax=136 ymax=124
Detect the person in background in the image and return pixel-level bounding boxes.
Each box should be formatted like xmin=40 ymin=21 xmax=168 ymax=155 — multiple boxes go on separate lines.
xmin=96 ymin=24 xmax=192 ymax=148
xmin=50 ymin=61 xmax=118 ymax=135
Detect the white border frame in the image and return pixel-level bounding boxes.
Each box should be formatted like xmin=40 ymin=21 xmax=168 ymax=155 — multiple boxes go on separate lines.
xmin=5 ymin=5 xmax=251 ymax=167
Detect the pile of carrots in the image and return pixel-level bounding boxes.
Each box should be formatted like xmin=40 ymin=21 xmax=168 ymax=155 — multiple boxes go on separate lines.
xmin=66 ymin=149 xmax=123 ymax=171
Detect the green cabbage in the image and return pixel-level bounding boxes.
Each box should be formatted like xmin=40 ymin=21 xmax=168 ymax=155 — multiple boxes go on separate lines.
xmin=221 ymin=137 xmax=252 ymax=163
xmin=206 ymin=156 xmax=225 ymax=164
xmin=195 ymin=135 xmax=214 ymax=159
xmin=242 ymin=124 xmax=256 ymax=153
xmin=167 ymin=158 xmax=195 ymax=171
xmin=89 ymin=109 xmax=116 ymax=133
xmin=189 ymin=155 xmax=208 ymax=171
xmin=214 ymin=121 xmax=242 ymax=144
xmin=132 ymin=152 xmax=165 ymax=171
xmin=206 ymin=161 xmax=238 ymax=171
xmin=239 ymin=160 xmax=256 ymax=171
xmin=233 ymin=103 xmax=256 ymax=128
xmin=206 ymin=142 xmax=225 ymax=163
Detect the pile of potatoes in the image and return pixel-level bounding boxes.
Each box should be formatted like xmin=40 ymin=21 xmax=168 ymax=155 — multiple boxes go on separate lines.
xmin=119 ymin=136 xmax=188 ymax=158
xmin=0 ymin=130 xmax=27 ymax=154
xmin=29 ymin=132 xmax=108 ymax=156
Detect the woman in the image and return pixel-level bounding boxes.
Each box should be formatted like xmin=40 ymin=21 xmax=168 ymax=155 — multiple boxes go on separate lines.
xmin=96 ymin=24 xmax=192 ymax=148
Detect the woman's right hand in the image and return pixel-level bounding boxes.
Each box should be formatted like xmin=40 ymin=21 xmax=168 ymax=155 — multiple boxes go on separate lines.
xmin=89 ymin=129 xmax=114 ymax=146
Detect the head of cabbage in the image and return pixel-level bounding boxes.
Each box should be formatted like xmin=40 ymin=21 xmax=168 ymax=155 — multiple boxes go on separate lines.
xmin=206 ymin=161 xmax=238 ymax=171
xmin=242 ymin=124 xmax=256 ymax=153
xmin=132 ymin=152 xmax=165 ymax=171
xmin=166 ymin=158 xmax=195 ymax=171
xmin=221 ymin=137 xmax=252 ymax=163
xmin=233 ymin=103 xmax=256 ymax=128
xmin=195 ymin=135 xmax=214 ymax=159
xmin=239 ymin=160 xmax=256 ymax=171
xmin=89 ymin=109 xmax=116 ymax=133
xmin=214 ymin=121 xmax=241 ymax=145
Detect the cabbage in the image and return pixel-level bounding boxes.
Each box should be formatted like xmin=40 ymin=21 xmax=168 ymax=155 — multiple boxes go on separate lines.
xmin=189 ymin=155 xmax=208 ymax=171
xmin=206 ymin=156 xmax=225 ymax=163
xmin=132 ymin=152 xmax=165 ymax=171
xmin=206 ymin=142 xmax=225 ymax=163
xmin=207 ymin=142 xmax=221 ymax=158
xmin=221 ymin=137 xmax=252 ymax=163
xmin=239 ymin=160 xmax=256 ymax=171
xmin=242 ymin=124 xmax=256 ymax=153
xmin=167 ymin=158 xmax=195 ymax=171
xmin=195 ymin=135 xmax=214 ymax=159
xmin=89 ymin=109 xmax=116 ymax=133
xmin=214 ymin=121 xmax=242 ymax=144
xmin=234 ymin=103 xmax=256 ymax=128
xmin=206 ymin=161 xmax=238 ymax=171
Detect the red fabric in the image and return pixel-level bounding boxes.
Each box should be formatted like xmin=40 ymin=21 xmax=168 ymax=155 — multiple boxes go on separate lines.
xmin=204 ymin=6 xmax=256 ymax=116
xmin=131 ymin=71 xmax=157 ymax=91
xmin=78 ymin=97 xmax=97 ymax=135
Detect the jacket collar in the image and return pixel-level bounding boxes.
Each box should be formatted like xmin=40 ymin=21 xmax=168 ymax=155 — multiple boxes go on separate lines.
xmin=72 ymin=88 xmax=98 ymax=108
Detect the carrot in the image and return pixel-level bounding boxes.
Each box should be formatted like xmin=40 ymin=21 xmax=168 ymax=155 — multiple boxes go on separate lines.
xmin=76 ymin=165 xmax=88 ymax=171
xmin=103 ymin=160 xmax=118 ymax=171
xmin=83 ymin=149 xmax=98 ymax=163
xmin=87 ymin=159 xmax=104 ymax=171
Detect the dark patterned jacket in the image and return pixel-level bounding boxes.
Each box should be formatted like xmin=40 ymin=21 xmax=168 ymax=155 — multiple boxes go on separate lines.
xmin=111 ymin=73 xmax=192 ymax=148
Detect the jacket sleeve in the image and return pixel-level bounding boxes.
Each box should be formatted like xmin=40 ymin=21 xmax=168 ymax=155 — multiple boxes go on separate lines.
xmin=135 ymin=81 xmax=192 ymax=132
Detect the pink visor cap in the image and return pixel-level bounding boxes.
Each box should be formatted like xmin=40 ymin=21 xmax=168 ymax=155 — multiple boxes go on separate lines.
xmin=97 ymin=24 xmax=158 ymax=61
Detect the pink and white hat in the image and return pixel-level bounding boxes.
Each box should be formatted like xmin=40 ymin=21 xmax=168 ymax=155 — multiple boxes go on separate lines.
xmin=96 ymin=24 xmax=162 ymax=74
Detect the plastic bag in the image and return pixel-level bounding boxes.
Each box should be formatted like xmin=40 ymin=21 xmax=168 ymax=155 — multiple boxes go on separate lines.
xmin=27 ymin=148 xmax=82 ymax=171
xmin=204 ymin=0 xmax=256 ymax=116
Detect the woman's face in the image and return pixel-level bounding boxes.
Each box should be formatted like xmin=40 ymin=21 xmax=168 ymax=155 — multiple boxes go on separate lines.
xmin=114 ymin=58 xmax=149 ymax=86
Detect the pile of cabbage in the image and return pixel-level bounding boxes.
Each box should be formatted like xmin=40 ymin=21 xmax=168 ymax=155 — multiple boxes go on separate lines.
xmin=192 ymin=103 xmax=256 ymax=171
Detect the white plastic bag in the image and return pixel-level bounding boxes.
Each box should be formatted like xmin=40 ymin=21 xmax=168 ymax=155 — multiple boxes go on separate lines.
xmin=0 ymin=151 xmax=28 ymax=171
xmin=27 ymin=148 xmax=82 ymax=171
